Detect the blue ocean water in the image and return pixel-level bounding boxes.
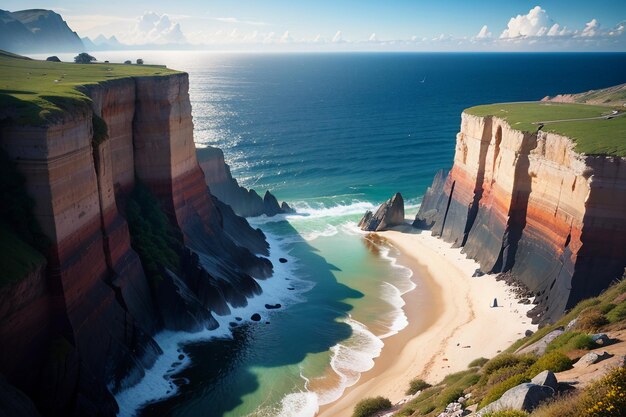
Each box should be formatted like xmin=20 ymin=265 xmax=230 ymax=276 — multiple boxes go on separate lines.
xmin=42 ymin=51 xmax=626 ymax=417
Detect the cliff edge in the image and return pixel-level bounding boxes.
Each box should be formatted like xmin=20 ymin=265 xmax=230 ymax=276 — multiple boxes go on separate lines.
xmin=415 ymin=97 xmax=626 ymax=324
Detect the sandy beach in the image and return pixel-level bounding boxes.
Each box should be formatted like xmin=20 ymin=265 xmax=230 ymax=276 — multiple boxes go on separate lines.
xmin=318 ymin=223 xmax=537 ymax=417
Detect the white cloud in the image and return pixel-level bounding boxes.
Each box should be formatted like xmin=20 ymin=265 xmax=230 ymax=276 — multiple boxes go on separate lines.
xmin=368 ymin=33 xmax=378 ymax=42
xmin=500 ymin=6 xmax=552 ymax=38
xmin=332 ymin=31 xmax=343 ymax=43
xmin=280 ymin=31 xmax=293 ymax=43
xmin=476 ymin=25 xmax=491 ymax=39
xmin=121 ymin=12 xmax=187 ymax=45
xmin=609 ymin=22 xmax=625 ymax=36
xmin=211 ymin=17 xmax=268 ymax=26
xmin=580 ymin=19 xmax=599 ymax=37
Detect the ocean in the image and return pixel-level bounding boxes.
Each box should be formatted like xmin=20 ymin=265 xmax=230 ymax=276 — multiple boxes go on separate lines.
xmin=37 ymin=51 xmax=626 ymax=417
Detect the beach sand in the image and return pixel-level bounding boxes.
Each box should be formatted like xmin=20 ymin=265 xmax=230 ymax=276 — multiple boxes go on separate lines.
xmin=318 ymin=224 xmax=537 ymax=417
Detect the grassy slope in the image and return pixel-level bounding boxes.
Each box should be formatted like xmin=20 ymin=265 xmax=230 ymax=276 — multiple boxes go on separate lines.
xmin=0 ymin=50 xmax=180 ymax=125
xmin=465 ymin=102 xmax=626 ymax=157
xmin=390 ymin=278 xmax=626 ymax=417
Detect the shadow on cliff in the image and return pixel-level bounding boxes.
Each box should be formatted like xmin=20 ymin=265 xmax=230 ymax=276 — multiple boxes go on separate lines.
xmin=140 ymin=219 xmax=363 ymax=417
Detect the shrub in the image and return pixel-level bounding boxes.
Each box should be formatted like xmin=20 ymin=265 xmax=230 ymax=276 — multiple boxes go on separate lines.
xmin=469 ymin=357 xmax=489 ymax=368
xmin=532 ymin=392 xmax=585 ymax=417
xmin=483 ymin=410 xmax=529 ymax=417
xmin=576 ymin=308 xmax=609 ymax=332
xmin=438 ymin=387 xmax=465 ymax=408
xmin=482 ymin=354 xmax=536 ymax=378
xmin=352 ymin=396 xmax=392 ymax=417
xmin=480 ymin=374 xmax=529 ymax=408
xmin=406 ymin=378 xmax=431 ymax=395
xmin=137 ymin=58 xmax=144 ymax=65
xmin=528 ymin=351 xmax=573 ymax=376
xmin=487 ymin=363 xmax=532 ymax=386
xmin=547 ymin=332 xmax=596 ymax=353
xmin=581 ymin=367 xmax=626 ymax=417
xmin=606 ymin=302 xmax=626 ymax=323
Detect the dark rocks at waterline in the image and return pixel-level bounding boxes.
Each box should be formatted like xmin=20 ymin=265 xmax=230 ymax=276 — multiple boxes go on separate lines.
xmin=178 ymin=354 xmax=185 ymax=360
xmin=279 ymin=258 xmax=288 ymax=263
xmin=265 ymin=303 xmax=281 ymax=310
xmin=251 ymin=313 xmax=262 ymax=322
xmin=472 ymin=269 xmax=485 ymax=277
xmin=287 ymin=287 xmax=295 ymax=291
xmin=359 ymin=192 xmax=405 ymax=231
xmin=235 ymin=317 xmax=242 ymax=321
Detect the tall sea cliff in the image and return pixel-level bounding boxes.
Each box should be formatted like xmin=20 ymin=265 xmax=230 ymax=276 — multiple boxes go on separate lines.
xmin=0 ymin=62 xmax=273 ymax=416
xmin=415 ymin=107 xmax=626 ymax=323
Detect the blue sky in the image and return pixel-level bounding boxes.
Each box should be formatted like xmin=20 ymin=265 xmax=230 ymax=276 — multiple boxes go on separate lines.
xmin=4 ymin=1 xmax=626 ymax=50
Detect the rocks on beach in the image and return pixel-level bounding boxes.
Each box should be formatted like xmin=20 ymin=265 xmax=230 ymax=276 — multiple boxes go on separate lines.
xmin=359 ymin=192 xmax=405 ymax=231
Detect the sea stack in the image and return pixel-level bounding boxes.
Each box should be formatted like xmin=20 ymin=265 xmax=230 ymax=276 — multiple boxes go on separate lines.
xmin=359 ymin=192 xmax=405 ymax=231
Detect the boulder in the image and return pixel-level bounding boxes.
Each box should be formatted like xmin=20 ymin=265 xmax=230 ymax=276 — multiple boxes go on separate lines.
xmin=565 ymin=318 xmax=578 ymax=331
xmin=251 ymin=313 xmax=261 ymax=322
xmin=46 ymin=55 xmax=61 ymax=62
xmin=591 ymin=333 xmax=610 ymax=345
xmin=530 ymin=370 xmax=558 ymax=391
xmin=413 ymin=169 xmax=447 ymax=229
xmin=516 ymin=329 xmax=564 ymax=356
xmin=359 ymin=193 xmax=405 ymax=231
xmin=574 ymin=351 xmax=611 ymax=368
xmin=480 ymin=383 xmax=554 ymax=414
xmin=263 ymin=191 xmax=282 ymax=216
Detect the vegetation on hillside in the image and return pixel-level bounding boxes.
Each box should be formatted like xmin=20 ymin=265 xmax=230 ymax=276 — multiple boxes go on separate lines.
xmin=0 ymin=49 xmax=179 ymax=125
xmin=382 ymin=278 xmax=626 ymax=417
xmin=353 ymin=396 xmax=393 ymax=417
xmin=465 ymin=102 xmax=626 ymax=157
xmin=125 ymin=182 xmax=183 ymax=284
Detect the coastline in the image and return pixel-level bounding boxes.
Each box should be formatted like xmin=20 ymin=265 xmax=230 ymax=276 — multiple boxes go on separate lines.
xmin=318 ymin=223 xmax=537 ymax=417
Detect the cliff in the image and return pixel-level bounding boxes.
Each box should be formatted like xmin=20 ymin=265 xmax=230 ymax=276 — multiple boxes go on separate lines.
xmin=415 ymin=102 xmax=626 ymax=324
xmin=197 ymin=146 xmax=293 ymax=217
xmin=0 ymin=54 xmax=273 ymax=416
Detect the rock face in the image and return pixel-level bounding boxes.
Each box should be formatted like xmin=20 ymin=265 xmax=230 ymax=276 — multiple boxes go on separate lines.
xmin=0 ymin=73 xmax=273 ymax=416
xmin=196 ymin=146 xmax=292 ymax=217
xmin=479 ymin=383 xmax=554 ymax=415
xmin=359 ymin=193 xmax=405 ymax=231
xmin=416 ymin=112 xmax=626 ymax=323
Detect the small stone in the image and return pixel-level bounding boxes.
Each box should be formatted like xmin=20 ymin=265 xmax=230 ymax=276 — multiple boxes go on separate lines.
xmin=279 ymin=258 xmax=288 ymax=263
xmin=531 ymin=370 xmax=558 ymax=390
xmin=251 ymin=313 xmax=261 ymax=322
xmin=565 ymin=318 xmax=578 ymax=331
xmin=265 ymin=303 xmax=282 ymax=310
xmin=525 ymin=330 xmax=534 ymax=337
xmin=575 ymin=351 xmax=611 ymax=368
xmin=235 ymin=317 xmax=242 ymax=321
xmin=472 ymin=269 xmax=485 ymax=277
xmin=178 ymin=354 xmax=185 ymax=361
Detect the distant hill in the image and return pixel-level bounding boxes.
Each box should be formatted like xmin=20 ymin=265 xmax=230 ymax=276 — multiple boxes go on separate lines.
xmin=0 ymin=9 xmax=84 ymax=53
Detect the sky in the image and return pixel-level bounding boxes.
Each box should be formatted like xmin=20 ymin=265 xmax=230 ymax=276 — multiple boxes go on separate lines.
xmin=3 ymin=0 xmax=626 ymax=51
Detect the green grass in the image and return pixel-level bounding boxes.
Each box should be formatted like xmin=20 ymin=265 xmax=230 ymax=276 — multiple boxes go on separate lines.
xmin=465 ymin=102 xmax=626 ymax=157
xmin=0 ymin=50 xmax=180 ymax=125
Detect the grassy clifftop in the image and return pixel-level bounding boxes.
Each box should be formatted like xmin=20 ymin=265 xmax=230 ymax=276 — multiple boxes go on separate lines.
xmin=466 ymin=99 xmax=626 ymax=157
xmin=0 ymin=50 xmax=180 ymax=125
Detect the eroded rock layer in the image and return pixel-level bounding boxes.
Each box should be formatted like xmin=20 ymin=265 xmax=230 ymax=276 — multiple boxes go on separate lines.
xmin=416 ymin=112 xmax=626 ymax=323
xmin=197 ymin=146 xmax=292 ymax=217
xmin=0 ymin=72 xmax=273 ymax=417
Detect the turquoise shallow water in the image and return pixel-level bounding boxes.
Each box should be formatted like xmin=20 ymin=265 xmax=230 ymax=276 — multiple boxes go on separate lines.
xmin=39 ymin=51 xmax=626 ymax=417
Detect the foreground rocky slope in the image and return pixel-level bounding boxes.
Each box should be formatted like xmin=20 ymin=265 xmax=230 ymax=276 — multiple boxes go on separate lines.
xmin=414 ymin=107 xmax=626 ymax=323
xmin=0 ymin=57 xmax=272 ymax=416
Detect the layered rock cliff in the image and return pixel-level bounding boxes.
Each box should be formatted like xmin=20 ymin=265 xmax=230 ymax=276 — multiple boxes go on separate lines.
xmin=415 ymin=112 xmax=626 ymax=323
xmin=0 ymin=72 xmax=272 ymax=417
xmin=197 ymin=146 xmax=293 ymax=217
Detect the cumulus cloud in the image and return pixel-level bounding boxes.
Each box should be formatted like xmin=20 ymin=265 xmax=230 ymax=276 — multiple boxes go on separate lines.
xmin=580 ymin=19 xmax=599 ymax=37
xmin=211 ymin=17 xmax=268 ymax=26
xmin=368 ymin=33 xmax=378 ymax=42
xmin=280 ymin=30 xmax=293 ymax=43
xmin=500 ymin=6 xmax=553 ymax=38
xmin=332 ymin=31 xmax=343 ymax=43
xmin=476 ymin=25 xmax=491 ymax=39
xmin=122 ymin=12 xmax=187 ymax=44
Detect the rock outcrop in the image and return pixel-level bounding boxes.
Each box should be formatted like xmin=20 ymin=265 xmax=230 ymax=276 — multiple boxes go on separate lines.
xmin=415 ymin=112 xmax=626 ymax=323
xmin=0 ymin=72 xmax=273 ymax=417
xmin=197 ymin=146 xmax=293 ymax=217
xmin=359 ymin=193 xmax=405 ymax=231
xmin=478 ymin=383 xmax=554 ymax=415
